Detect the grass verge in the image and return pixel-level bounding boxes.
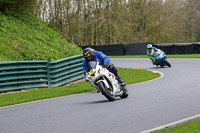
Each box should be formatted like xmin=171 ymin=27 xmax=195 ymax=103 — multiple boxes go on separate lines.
xmin=0 ymin=68 xmax=160 ymax=107
xmin=109 ymin=54 xmax=200 ymax=58
xmin=152 ymin=117 xmax=200 ymax=133
xmin=0 ymin=12 xmax=82 ymax=62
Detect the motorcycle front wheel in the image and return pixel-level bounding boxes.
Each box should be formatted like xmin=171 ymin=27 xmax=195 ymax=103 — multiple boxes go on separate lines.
xmin=98 ymin=81 xmax=115 ymax=101
xmin=120 ymin=86 xmax=129 ymax=99
xmin=163 ymin=59 xmax=171 ymax=67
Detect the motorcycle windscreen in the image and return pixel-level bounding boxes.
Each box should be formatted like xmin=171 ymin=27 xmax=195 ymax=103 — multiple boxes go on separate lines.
xmin=156 ymin=50 xmax=165 ymax=56
xmin=155 ymin=50 xmax=165 ymax=58
xmin=87 ymin=61 xmax=97 ymax=76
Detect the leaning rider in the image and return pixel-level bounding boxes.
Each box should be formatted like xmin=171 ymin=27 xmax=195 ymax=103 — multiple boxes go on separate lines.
xmin=82 ymin=47 xmax=125 ymax=86
xmin=146 ymin=44 xmax=160 ymax=65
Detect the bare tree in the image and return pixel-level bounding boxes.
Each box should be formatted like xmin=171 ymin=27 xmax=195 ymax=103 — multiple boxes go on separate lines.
xmin=34 ymin=0 xmax=200 ymax=46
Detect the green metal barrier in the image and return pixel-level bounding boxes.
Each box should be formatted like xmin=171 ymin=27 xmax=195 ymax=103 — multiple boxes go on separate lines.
xmin=47 ymin=54 xmax=84 ymax=87
xmin=0 ymin=54 xmax=84 ymax=92
xmin=0 ymin=61 xmax=48 ymax=92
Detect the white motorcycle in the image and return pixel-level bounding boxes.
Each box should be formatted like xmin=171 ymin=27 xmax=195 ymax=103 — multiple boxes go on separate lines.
xmin=86 ymin=61 xmax=128 ymax=101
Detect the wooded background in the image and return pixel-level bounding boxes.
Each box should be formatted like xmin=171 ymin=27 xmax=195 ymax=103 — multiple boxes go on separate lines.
xmin=1 ymin=0 xmax=200 ymax=46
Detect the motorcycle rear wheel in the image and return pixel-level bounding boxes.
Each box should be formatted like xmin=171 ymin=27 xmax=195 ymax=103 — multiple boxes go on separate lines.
xmin=98 ymin=81 xmax=115 ymax=101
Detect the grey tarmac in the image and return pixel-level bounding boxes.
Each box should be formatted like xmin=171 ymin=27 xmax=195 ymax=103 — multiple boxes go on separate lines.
xmin=0 ymin=58 xmax=200 ymax=133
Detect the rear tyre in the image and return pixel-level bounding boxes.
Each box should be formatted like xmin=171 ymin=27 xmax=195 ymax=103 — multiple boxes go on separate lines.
xmin=98 ymin=81 xmax=115 ymax=101
xmin=120 ymin=86 xmax=129 ymax=99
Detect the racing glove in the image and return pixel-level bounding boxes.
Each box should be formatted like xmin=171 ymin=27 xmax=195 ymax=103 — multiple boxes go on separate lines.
xmin=85 ymin=74 xmax=89 ymax=82
xmin=103 ymin=62 xmax=109 ymax=69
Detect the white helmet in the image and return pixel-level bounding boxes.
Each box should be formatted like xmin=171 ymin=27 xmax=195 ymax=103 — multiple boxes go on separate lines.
xmin=147 ymin=44 xmax=152 ymax=49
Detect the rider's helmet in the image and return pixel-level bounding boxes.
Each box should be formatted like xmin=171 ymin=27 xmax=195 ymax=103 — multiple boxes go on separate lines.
xmin=83 ymin=47 xmax=94 ymax=61
xmin=147 ymin=44 xmax=153 ymax=50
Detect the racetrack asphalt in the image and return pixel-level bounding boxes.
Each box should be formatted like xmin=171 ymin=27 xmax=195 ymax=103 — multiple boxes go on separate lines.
xmin=0 ymin=58 xmax=200 ymax=133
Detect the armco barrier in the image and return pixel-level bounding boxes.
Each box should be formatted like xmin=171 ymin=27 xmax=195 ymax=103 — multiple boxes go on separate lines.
xmin=47 ymin=54 xmax=84 ymax=87
xmin=0 ymin=55 xmax=84 ymax=92
xmin=0 ymin=61 xmax=48 ymax=92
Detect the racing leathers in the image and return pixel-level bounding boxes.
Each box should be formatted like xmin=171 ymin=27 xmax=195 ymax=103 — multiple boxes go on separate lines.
xmin=147 ymin=47 xmax=160 ymax=65
xmin=82 ymin=51 xmax=125 ymax=86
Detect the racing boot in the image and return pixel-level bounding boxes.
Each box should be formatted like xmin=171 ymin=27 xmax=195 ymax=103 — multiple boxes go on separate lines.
xmin=155 ymin=62 xmax=158 ymax=66
xmin=152 ymin=59 xmax=156 ymax=65
xmin=116 ymin=74 xmax=126 ymax=87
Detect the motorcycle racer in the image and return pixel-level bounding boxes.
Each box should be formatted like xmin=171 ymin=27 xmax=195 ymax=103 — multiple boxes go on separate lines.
xmin=147 ymin=44 xmax=161 ymax=65
xmin=82 ymin=47 xmax=125 ymax=86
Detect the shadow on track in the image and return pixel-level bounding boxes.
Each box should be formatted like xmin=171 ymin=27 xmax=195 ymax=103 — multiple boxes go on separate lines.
xmin=87 ymin=100 xmax=111 ymax=104
xmin=148 ymin=66 xmax=171 ymax=70
xmin=83 ymin=97 xmax=122 ymax=104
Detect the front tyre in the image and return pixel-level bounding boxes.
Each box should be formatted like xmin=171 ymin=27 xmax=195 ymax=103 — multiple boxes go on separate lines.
xmin=120 ymin=86 xmax=129 ymax=99
xmin=163 ymin=59 xmax=171 ymax=67
xmin=98 ymin=81 xmax=115 ymax=101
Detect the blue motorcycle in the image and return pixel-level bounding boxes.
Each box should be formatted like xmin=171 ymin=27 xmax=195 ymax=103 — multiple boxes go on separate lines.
xmin=154 ymin=50 xmax=171 ymax=67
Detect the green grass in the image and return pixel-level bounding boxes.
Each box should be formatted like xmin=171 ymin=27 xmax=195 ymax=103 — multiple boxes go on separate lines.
xmin=167 ymin=54 xmax=200 ymax=58
xmin=0 ymin=12 xmax=82 ymax=61
xmin=109 ymin=54 xmax=200 ymax=58
xmin=0 ymin=68 xmax=160 ymax=107
xmin=152 ymin=117 xmax=200 ymax=133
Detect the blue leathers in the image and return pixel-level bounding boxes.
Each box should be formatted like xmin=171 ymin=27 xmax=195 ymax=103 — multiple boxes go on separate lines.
xmin=82 ymin=51 xmax=110 ymax=77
